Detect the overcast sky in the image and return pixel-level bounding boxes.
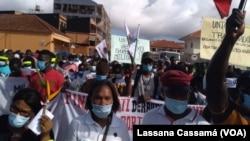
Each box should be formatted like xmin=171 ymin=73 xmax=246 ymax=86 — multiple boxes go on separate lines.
xmin=0 ymin=0 xmax=249 ymax=42
xmin=0 ymin=0 xmax=53 ymax=13
xmin=93 ymin=0 xmax=250 ymax=42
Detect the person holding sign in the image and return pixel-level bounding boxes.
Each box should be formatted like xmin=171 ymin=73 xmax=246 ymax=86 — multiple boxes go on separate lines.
xmin=142 ymin=70 xmax=210 ymax=125
xmin=205 ymin=8 xmax=250 ymax=124
xmin=64 ymin=80 xmax=130 ymax=141
xmin=0 ymin=88 xmax=54 ymax=141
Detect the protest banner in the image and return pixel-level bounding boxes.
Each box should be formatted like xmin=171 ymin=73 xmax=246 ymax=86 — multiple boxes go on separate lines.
xmin=47 ymin=90 xmax=88 ymax=141
xmin=48 ymin=89 xmax=205 ymax=141
xmin=200 ymin=17 xmax=250 ymax=67
xmin=0 ymin=78 xmax=205 ymax=141
xmin=110 ymin=35 xmax=150 ymax=64
xmin=0 ymin=77 xmax=29 ymax=115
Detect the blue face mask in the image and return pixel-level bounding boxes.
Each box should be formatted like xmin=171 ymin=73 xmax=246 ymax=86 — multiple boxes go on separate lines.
xmin=68 ymin=71 xmax=76 ymax=81
xmin=91 ymin=66 xmax=96 ymax=72
xmin=77 ymin=71 xmax=84 ymax=78
xmin=37 ymin=61 xmax=46 ymax=71
xmin=242 ymin=94 xmax=250 ymax=108
xmin=165 ymin=97 xmax=188 ymax=114
xmin=78 ymin=71 xmax=84 ymax=74
xmin=142 ymin=65 xmax=153 ymax=72
xmin=96 ymin=75 xmax=107 ymax=81
xmin=0 ymin=61 xmax=6 ymax=66
xmin=75 ymin=58 xmax=80 ymax=61
xmin=91 ymin=103 xmax=113 ymax=118
xmin=8 ymin=112 xmax=30 ymax=128
xmin=22 ymin=68 xmax=31 ymax=75
xmin=115 ymin=74 xmax=123 ymax=79
xmin=0 ymin=65 xmax=11 ymax=77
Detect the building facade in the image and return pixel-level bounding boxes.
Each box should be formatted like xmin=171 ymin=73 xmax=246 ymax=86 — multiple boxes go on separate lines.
xmin=179 ymin=30 xmax=208 ymax=64
xmin=53 ymin=0 xmax=111 ymax=55
xmin=150 ymin=39 xmax=184 ymax=61
xmin=0 ymin=13 xmax=71 ymax=54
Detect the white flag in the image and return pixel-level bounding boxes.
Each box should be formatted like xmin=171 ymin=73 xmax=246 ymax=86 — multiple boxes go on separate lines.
xmin=125 ymin=22 xmax=131 ymax=42
xmin=95 ymin=40 xmax=109 ymax=62
xmin=124 ymin=22 xmax=140 ymax=58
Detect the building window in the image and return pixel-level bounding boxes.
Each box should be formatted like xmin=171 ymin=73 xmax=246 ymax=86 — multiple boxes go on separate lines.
xmin=191 ymin=42 xmax=193 ymax=48
xmin=89 ymin=41 xmax=95 ymax=46
xmin=80 ymin=5 xmax=87 ymax=14
xmin=62 ymin=4 xmax=69 ymax=12
xmin=54 ymin=4 xmax=61 ymax=10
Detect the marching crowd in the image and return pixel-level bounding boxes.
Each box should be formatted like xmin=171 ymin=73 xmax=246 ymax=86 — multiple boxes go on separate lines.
xmin=0 ymin=9 xmax=249 ymax=141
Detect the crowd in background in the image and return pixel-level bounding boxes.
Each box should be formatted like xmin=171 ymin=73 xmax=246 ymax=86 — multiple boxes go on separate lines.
xmin=0 ymin=48 xmax=219 ymax=104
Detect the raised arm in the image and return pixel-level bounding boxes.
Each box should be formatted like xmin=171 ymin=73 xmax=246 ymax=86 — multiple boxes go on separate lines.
xmin=123 ymin=51 xmax=135 ymax=96
xmin=206 ymin=9 xmax=246 ymax=113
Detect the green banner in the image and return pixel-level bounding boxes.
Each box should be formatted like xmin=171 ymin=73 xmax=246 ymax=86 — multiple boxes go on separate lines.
xmin=111 ymin=35 xmax=150 ymax=64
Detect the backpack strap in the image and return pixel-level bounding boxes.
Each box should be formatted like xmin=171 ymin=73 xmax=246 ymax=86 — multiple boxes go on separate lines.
xmin=153 ymin=74 xmax=159 ymax=99
xmin=132 ymin=70 xmax=159 ymax=99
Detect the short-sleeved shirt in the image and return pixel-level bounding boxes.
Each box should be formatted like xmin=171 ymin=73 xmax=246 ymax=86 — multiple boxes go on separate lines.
xmin=29 ymin=69 xmax=64 ymax=101
xmin=131 ymin=70 xmax=161 ymax=98
xmin=64 ymin=112 xmax=130 ymax=141
xmin=210 ymin=101 xmax=250 ymax=124
xmin=142 ymin=105 xmax=210 ymax=125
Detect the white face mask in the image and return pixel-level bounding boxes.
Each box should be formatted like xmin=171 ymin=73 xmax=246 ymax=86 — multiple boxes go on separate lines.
xmin=24 ymin=66 xmax=32 ymax=69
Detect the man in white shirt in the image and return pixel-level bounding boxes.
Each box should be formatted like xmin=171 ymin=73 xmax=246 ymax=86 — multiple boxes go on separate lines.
xmin=142 ymin=69 xmax=210 ymax=125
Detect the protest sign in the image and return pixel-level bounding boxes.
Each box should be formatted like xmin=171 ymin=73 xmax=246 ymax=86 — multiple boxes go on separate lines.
xmin=200 ymin=17 xmax=250 ymax=67
xmin=0 ymin=77 xmax=29 ymax=115
xmin=110 ymin=35 xmax=150 ymax=64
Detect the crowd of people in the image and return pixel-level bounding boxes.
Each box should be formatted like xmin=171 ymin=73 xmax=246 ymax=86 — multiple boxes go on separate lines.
xmin=0 ymin=8 xmax=249 ymax=141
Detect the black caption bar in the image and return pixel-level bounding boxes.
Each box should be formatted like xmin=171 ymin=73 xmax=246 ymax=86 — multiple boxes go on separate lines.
xmin=133 ymin=125 xmax=250 ymax=141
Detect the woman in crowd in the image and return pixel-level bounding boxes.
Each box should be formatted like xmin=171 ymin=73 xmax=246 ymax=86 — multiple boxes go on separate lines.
xmin=64 ymin=80 xmax=130 ymax=141
xmin=0 ymin=88 xmax=54 ymax=141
